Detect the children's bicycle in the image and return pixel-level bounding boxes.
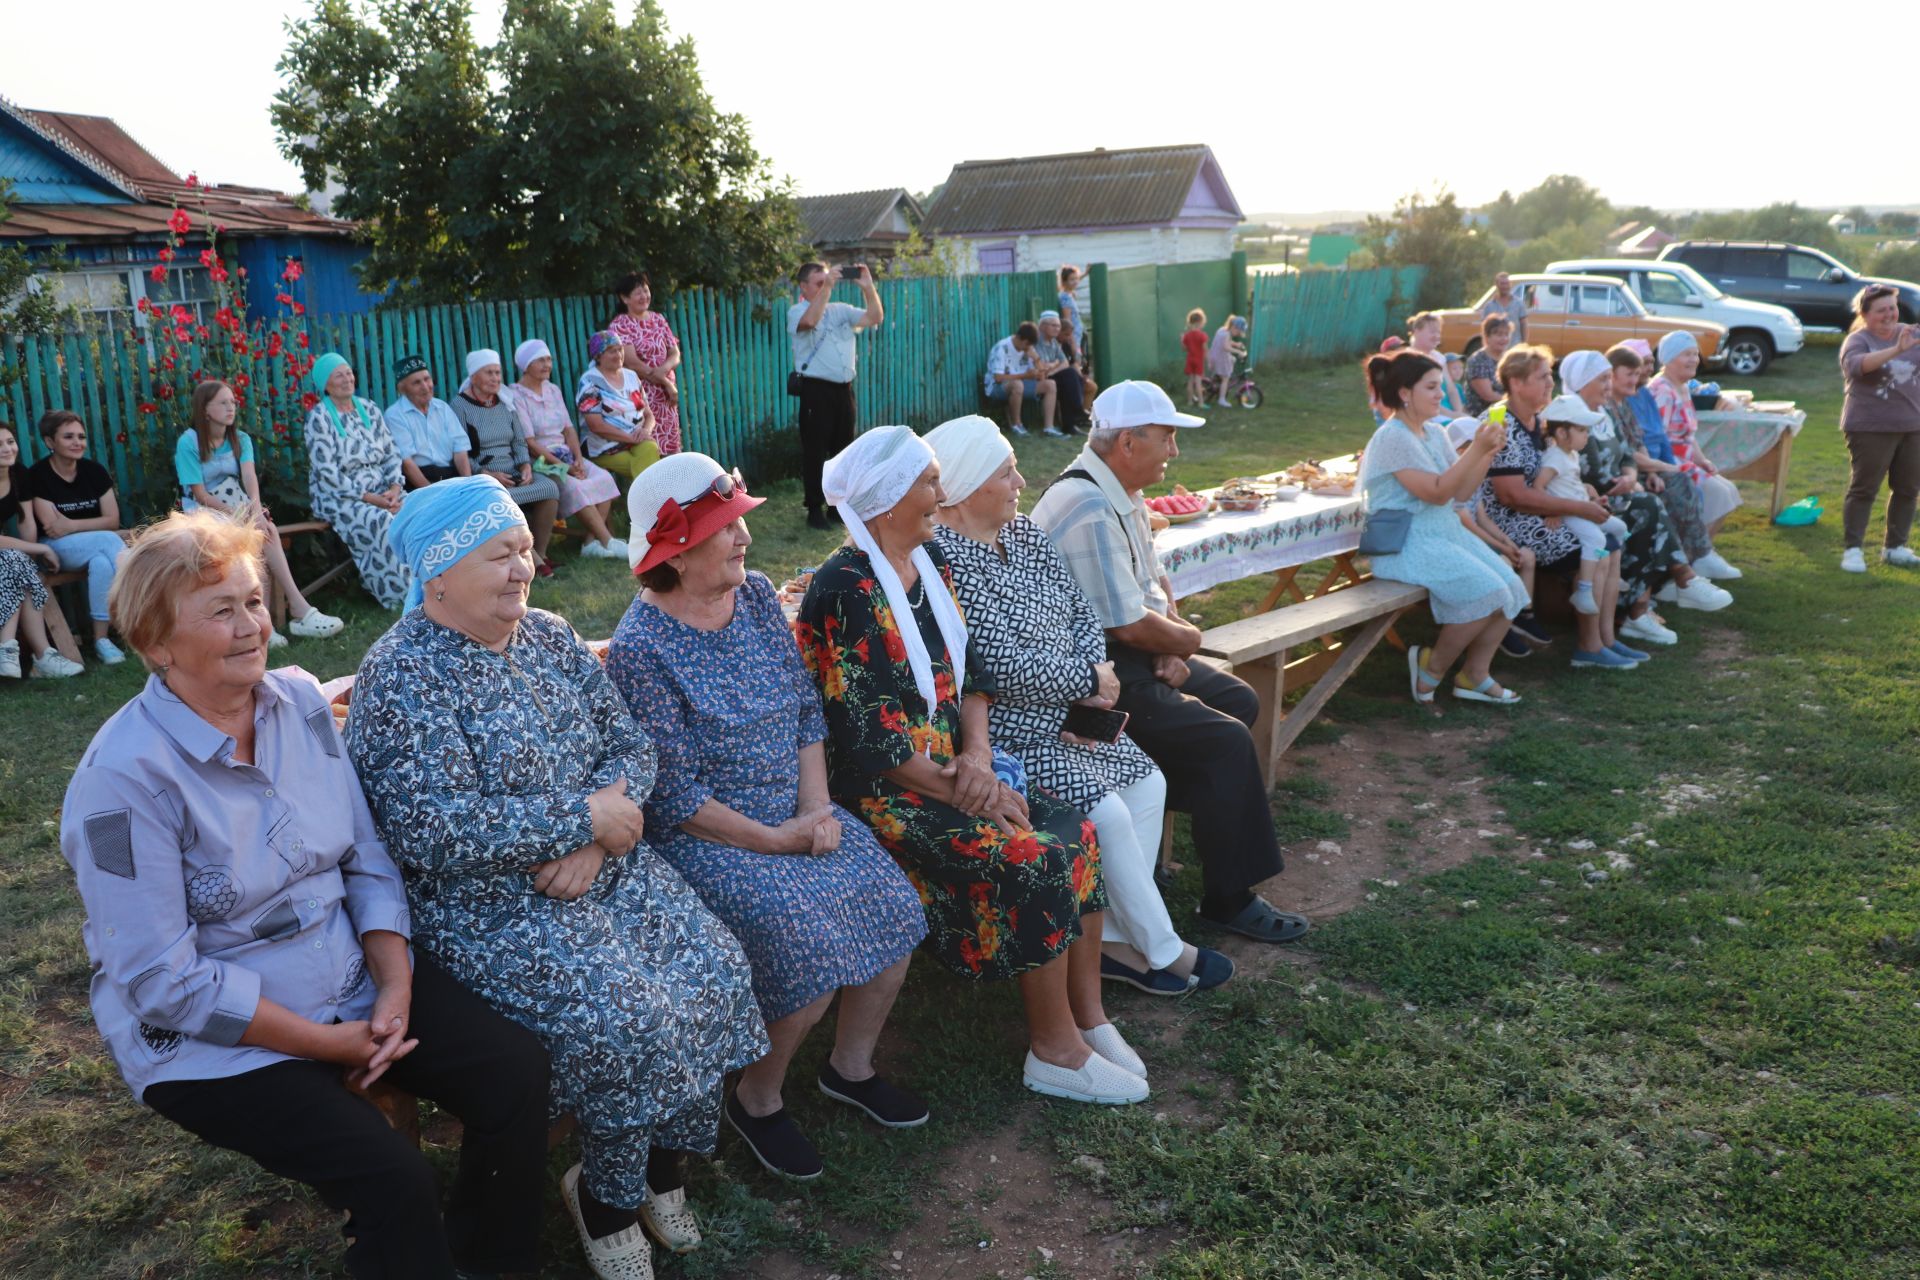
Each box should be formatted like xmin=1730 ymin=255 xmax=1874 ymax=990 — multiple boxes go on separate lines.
xmin=1199 ymin=359 xmax=1264 ymax=410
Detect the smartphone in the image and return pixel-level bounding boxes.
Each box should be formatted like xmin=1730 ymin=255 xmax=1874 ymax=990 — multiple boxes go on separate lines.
xmin=1063 ymin=704 xmax=1129 ymax=743
xmin=841 ymin=263 xmax=867 ymax=280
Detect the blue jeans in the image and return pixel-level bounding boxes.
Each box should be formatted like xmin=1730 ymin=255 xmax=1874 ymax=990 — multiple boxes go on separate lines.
xmin=47 ymin=531 xmax=125 ymax=621
xmin=986 ymin=379 xmax=1040 ymax=400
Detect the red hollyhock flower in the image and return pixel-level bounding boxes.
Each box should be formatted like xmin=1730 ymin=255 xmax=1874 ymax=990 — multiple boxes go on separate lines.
xmin=213 ymin=306 xmax=237 ymax=331
xmin=198 ymin=249 xmax=216 ymax=268
xmin=274 ymin=292 xmax=294 ymax=306
xmin=149 ymin=265 xmax=167 ymax=283
xmin=296 ymin=332 xmax=309 ymax=349
xmin=282 ymin=259 xmax=304 ymax=281
xmin=291 ymin=302 xmax=305 ymax=316
xmin=173 ymin=326 xmax=191 ymax=342
xmin=116 ymin=431 xmax=128 ymax=443
xmin=273 ymin=422 xmax=290 ymax=437
xmin=185 ymin=172 xmax=199 ymax=189
xmin=157 ymin=246 xmax=175 ymax=263
xmin=169 ymin=305 xmax=190 ymax=324
xmin=265 ymin=333 xmax=284 ymax=357
xmin=233 ymin=374 xmax=250 ymax=389
xmin=167 ymin=208 xmax=191 ymax=235
xmin=157 ymin=383 xmax=175 ymax=400
xmin=301 ymin=392 xmax=319 ymax=411
xmin=138 ymin=402 xmax=157 ymax=414
xmin=209 ymin=264 xmax=228 ymax=283
xmin=135 ymin=296 xmax=152 ymax=315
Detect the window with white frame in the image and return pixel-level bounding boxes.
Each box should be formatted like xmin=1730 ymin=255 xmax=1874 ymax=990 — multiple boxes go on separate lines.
xmin=40 ymin=264 xmax=218 ymax=336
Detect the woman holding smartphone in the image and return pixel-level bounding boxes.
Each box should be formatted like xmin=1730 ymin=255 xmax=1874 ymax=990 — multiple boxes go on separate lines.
xmin=926 ymin=415 xmax=1230 ymax=999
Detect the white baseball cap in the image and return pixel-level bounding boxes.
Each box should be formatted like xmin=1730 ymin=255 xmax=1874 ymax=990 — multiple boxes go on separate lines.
xmin=1541 ymin=393 xmax=1606 ymax=429
xmin=1091 ymin=380 xmax=1205 ymax=431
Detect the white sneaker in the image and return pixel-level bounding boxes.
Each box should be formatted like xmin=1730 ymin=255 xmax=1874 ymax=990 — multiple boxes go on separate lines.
xmin=1081 ymin=1023 xmax=1147 ymax=1079
xmin=1882 ymin=545 xmax=1920 ymax=567
xmin=1619 ymin=613 xmax=1678 ymax=646
xmin=638 ymin=1182 xmax=701 ymax=1255
xmin=288 ymin=608 xmax=344 ymax=638
xmin=267 ymin=629 xmax=289 ymax=649
xmin=1022 ymin=1050 xmax=1148 ymax=1105
xmin=580 ymin=539 xmax=619 ymax=560
xmin=562 ymin=1163 xmax=654 ymax=1280
xmin=0 ymin=640 xmax=19 ymax=678
xmin=604 ymin=537 xmax=630 ymax=560
xmin=1690 ymin=552 xmax=1742 ymax=580
xmin=1670 ymin=578 xmax=1732 ymax=611
xmin=30 ymin=650 xmax=85 ymax=678
xmin=1841 ymin=547 xmax=1868 ymax=573
xmin=93 ymin=637 xmax=126 ymax=665
xmin=1042 ymin=426 xmax=1067 ymax=438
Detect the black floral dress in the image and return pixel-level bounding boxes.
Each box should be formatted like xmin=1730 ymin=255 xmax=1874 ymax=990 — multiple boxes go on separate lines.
xmin=1477 ymin=401 xmax=1582 ymax=567
xmin=1602 ymin=400 xmax=1713 ymax=560
xmin=1580 ymin=408 xmax=1682 ymax=604
xmin=795 ymin=543 xmax=1104 ymax=982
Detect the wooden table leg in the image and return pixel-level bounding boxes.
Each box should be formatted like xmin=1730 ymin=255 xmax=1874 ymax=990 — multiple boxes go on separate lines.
xmin=1258 ymin=566 xmax=1304 ymax=613
xmin=1769 ymin=432 xmax=1794 ymax=517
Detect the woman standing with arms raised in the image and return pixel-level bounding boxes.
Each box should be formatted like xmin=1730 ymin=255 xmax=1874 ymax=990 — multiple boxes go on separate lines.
xmin=1836 ymin=284 xmax=1920 ymax=572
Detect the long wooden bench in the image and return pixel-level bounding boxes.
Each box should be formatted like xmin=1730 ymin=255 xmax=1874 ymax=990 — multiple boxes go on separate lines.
xmin=1197 ymin=578 xmax=1430 ymax=785
xmin=270 ymin=520 xmax=354 ymax=630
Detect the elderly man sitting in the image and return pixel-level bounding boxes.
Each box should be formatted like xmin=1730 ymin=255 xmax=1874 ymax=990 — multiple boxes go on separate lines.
xmin=985 ymin=322 xmax=1061 ymax=438
xmin=384 ymin=354 xmax=474 ymax=490
xmin=1030 ymin=381 xmax=1309 ymax=946
xmin=1032 ymin=311 xmax=1091 ymax=432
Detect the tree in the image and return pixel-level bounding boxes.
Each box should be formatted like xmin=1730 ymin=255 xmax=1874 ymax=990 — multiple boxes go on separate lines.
xmin=1844 ymin=205 xmax=1873 ymax=231
xmin=0 ymin=180 xmax=68 ymax=343
xmin=1880 ymin=210 xmax=1919 ymax=237
xmin=1364 ymin=188 xmax=1502 ymax=310
xmin=1509 ymin=175 xmax=1611 ymax=242
xmin=273 ymin=0 xmax=803 ymax=303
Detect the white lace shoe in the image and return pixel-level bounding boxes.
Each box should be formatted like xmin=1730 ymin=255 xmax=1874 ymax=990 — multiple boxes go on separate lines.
xmin=288 ymin=608 xmax=344 ymax=638
xmin=1081 ymin=1023 xmax=1147 ymax=1079
xmin=267 ymin=629 xmax=288 ymax=649
xmin=1669 ymin=578 xmax=1732 ymax=611
xmin=30 ymin=650 xmax=85 ymax=678
xmin=580 ymin=538 xmax=622 ymax=560
xmin=562 ymin=1164 xmax=654 ymax=1280
xmin=1882 ymin=545 xmax=1920 ymax=567
xmin=604 ymin=537 xmax=631 ymax=560
xmin=0 ymin=640 xmax=19 ymax=679
xmin=1690 ymin=552 xmax=1742 ymax=580
xmin=1619 ymin=613 xmax=1678 ymax=646
xmin=1841 ymin=547 xmax=1867 ymax=573
xmin=1023 ymin=1050 xmax=1148 ymax=1105
xmin=639 ymin=1183 xmax=701 ymax=1255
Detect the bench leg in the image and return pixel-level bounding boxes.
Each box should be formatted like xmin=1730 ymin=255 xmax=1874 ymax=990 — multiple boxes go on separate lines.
xmin=1238 ymin=646 xmax=1289 ymax=787
xmin=1271 ymin=608 xmax=1408 ymax=760
xmin=43 ymin=603 xmax=84 ymax=665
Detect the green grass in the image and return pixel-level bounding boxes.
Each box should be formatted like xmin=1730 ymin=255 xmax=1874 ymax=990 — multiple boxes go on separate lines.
xmin=9 ymin=342 xmax=1920 ymax=1277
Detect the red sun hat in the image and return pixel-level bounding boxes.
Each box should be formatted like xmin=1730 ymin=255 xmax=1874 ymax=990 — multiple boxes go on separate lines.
xmin=627 ymin=453 xmax=765 ymax=575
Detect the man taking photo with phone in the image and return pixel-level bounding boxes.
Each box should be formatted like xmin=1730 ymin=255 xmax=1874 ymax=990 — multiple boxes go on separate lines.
xmin=789 ymin=262 xmax=884 ymax=529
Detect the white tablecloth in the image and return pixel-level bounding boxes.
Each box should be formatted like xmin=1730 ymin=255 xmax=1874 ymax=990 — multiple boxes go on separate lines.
xmin=1155 ymin=488 xmax=1365 ymax=598
xmin=1697 ymin=406 xmax=1807 ymax=473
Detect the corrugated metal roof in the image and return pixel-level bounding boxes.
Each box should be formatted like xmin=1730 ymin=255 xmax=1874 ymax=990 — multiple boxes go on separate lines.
xmin=796 ymin=188 xmax=919 ymax=247
xmin=922 ymin=144 xmax=1237 ymax=236
xmin=28 ymin=111 xmax=181 ymax=187
xmin=0 ymin=94 xmax=143 ymax=200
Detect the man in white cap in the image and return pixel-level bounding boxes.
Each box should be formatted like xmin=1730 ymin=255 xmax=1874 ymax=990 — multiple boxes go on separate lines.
xmin=1032 ymin=311 xmax=1089 ymax=431
xmin=1030 ymin=381 xmax=1308 ymax=946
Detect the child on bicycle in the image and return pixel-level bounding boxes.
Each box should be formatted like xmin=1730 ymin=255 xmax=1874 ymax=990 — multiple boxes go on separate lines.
xmin=1182 ymin=309 xmax=1209 ymax=405
xmin=1209 ymin=316 xmax=1248 ymax=408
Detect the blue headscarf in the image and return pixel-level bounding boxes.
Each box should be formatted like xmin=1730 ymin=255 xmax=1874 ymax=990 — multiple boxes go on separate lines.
xmin=386 ymin=474 xmax=528 ymax=611
xmin=1657 ymin=331 xmax=1698 ymax=366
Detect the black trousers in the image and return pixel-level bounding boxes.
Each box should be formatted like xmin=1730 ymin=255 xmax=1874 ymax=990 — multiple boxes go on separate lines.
xmin=1110 ymin=644 xmax=1285 ymax=901
xmin=145 ymin=954 xmax=550 ymax=1279
xmin=1050 ymin=368 xmax=1087 ymax=424
xmin=798 ymin=375 xmax=858 ymax=512
xmin=407 ymin=463 xmax=461 ymax=489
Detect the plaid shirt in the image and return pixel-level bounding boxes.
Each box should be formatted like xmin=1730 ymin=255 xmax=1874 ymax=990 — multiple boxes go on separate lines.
xmin=1028 ymin=447 xmax=1168 ymax=628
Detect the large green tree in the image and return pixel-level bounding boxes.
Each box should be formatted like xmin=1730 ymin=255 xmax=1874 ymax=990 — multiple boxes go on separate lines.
xmin=273 ymin=0 xmax=802 ymax=303
xmin=1364 ymin=188 xmax=1502 ymax=310
xmin=1 ymin=181 xmax=66 ymax=340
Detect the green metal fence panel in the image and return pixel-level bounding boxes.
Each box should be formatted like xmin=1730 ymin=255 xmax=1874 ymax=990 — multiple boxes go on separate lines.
xmin=1248 ymin=265 xmax=1424 ymax=367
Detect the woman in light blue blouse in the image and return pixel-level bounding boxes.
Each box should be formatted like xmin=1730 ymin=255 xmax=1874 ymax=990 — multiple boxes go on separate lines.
xmin=61 ymin=509 xmax=550 ymax=1278
xmin=346 ymin=476 xmax=767 ymax=1280
xmin=174 ymin=379 xmax=341 ymax=642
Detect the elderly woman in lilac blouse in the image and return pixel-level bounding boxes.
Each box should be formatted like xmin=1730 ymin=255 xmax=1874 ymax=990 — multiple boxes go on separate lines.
xmin=604 ymin=453 xmax=928 ymax=1184
xmin=60 ymin=509 xmax=550 ymax=1279
xmin=345 ymin=476 xmax=766 ymax=1280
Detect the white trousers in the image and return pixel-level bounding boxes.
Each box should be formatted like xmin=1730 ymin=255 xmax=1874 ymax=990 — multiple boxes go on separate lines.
xmin=1086 ymin=770 xmax=1181 ymax=970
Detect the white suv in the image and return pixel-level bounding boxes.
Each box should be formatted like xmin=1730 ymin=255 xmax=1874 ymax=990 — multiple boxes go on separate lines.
xmin=1545 ymin=258 xmax=1804 ymax=376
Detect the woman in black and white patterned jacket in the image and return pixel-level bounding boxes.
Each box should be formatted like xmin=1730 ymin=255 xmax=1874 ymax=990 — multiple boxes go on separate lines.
xmin=926 ymin=416 xmax=1232 ymax=997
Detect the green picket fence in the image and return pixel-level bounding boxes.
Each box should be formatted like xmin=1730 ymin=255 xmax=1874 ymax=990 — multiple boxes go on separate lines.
xmin=1247 ymin=266 xmax=1424 ymax=366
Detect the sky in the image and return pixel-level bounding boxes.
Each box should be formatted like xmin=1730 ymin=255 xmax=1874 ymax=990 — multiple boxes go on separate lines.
xmin=3 ymin=1 xmax=1911 ymax=219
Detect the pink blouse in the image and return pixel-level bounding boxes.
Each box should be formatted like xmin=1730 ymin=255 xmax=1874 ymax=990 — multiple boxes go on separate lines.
xmin=1649 ymin=377 xmax=1715 ymax=479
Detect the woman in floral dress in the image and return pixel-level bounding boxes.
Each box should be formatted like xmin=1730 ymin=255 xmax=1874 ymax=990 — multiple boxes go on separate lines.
xmin=1650 ymin=331 xmax=1743 ymax=528
xmin=346 ymin=476 xmax=767 ymax=1279
xmin=610 ymin=272 xmax=683 ymax=456
xmin=796 ymin=425 xmax=1147 ymax=1107
xmin=302 ymin=352 xmax=411 ymax=609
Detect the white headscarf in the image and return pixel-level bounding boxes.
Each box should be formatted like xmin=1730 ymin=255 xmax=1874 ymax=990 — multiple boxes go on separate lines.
xmin=513 ymin=339 xmax=551 ymax=374
xmin=459 ymin=348 xmax=502 ymax=398
xmin=1559 ymin=350 xmax=1614 ymax=439
xmin=821 ymin=426 xmax=969 ymax=727
xmin=923 ymin=415 xmax=1010 ymax=507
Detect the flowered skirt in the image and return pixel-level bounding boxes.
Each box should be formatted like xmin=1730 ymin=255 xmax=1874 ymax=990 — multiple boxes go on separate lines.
xmin=540 ymin=443 xmax=621 ymax=519
xmin=843 ymin=782 xmax=1104 ymax=982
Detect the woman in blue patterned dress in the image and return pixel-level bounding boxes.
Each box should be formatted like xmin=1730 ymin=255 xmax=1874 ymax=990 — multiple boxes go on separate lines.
xmin=606 ymin=453 xmax=929 ymax=1181
xmin=1359 ymin=349 xmax=1528 ymax=706
xmin=302 ymin=352 xmax=413 ymax=609
xmin=344 ymin=476 xmax=767 ymax=1280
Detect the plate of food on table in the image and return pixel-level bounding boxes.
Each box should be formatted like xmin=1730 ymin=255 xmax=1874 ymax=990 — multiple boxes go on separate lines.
xmin=1146 ymin=485 xmax=1213 ymax=526
xmin=1281 ymin=457 xmax=1362 ymax=497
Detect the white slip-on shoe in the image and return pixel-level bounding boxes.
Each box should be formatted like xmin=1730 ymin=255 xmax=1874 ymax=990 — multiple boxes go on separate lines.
xmin=0 ymin=640 xmax=19 ymax=679
xmin=1882 ymin=545 xmax=1920 ymax=567
xmin=579 ymin=539 xmax=616 ymax=559
xmin=1081 ymin=1023 xmax=1147 ymax=1079
xmin=604 ymin=537 xmax=631 ymax=559
xmin=30 ymin=650 xmax=85 ymax=678
xmin=639 ymin=1182 xmax=701 ymax=1255
xmin=562 ymin=1163 xmax=654 ymax=1280
xmin=1671 ymin=578 xmax=1732 ymax=611
xmin=267 ymin=629 xmax=289 ymax=649
xmin=1023 ymin=1050 xmax=1148 ymax=1105
xmin=1841 ymin=547 xmax=1868 ymax=573
xmin=1690 ymin=552 xmax=1742 ymax=580
xmin=288 ymin=608 xmax=344 ymax=638
xmin=1619 ymin=613 xmax=1679 ymax=645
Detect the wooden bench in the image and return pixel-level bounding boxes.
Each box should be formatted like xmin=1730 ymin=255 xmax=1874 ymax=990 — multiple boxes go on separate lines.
xmin=1197 ymin=578 xmax=1430 ymax=786
xmin=270 ymin=520 xmax=354 ymax=630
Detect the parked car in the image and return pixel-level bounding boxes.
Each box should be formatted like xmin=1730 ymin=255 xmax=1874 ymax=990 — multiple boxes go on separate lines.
xmin=1657 ymin=240 xmax=1920 ymax=330
xmin=1544 ymin=258 xmax=1803 ymax=376
xmin=1437 ymin=274 xmax=1727 ymax=367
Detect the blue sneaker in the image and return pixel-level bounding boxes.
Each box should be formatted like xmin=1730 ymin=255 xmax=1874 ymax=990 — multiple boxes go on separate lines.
xmin=1608 ymin=641 xmax=1650 ymax=662
xmin=93 ymin=637 xmax=126 ymax=665
xmin=1571 ymin=647 xmax=1637 ymax=670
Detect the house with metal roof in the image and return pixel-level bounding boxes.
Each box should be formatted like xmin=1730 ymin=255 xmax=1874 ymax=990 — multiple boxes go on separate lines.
xmin=795 ymin=188 xmax=922 ymax=267
xmin=921 ymin=144 xmax=1244 ymax=276
xmin=0 ymin=95 xmax=375 ymax=334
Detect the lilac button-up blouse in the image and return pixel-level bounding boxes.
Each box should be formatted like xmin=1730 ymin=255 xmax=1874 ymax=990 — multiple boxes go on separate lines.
xmin=59 ymin=667 xmax=411 ymax=1100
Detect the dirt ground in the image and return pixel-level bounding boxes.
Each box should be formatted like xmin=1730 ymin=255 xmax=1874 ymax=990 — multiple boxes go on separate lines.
xmin=745 ymin=699 xmax=1521 ymax=1280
